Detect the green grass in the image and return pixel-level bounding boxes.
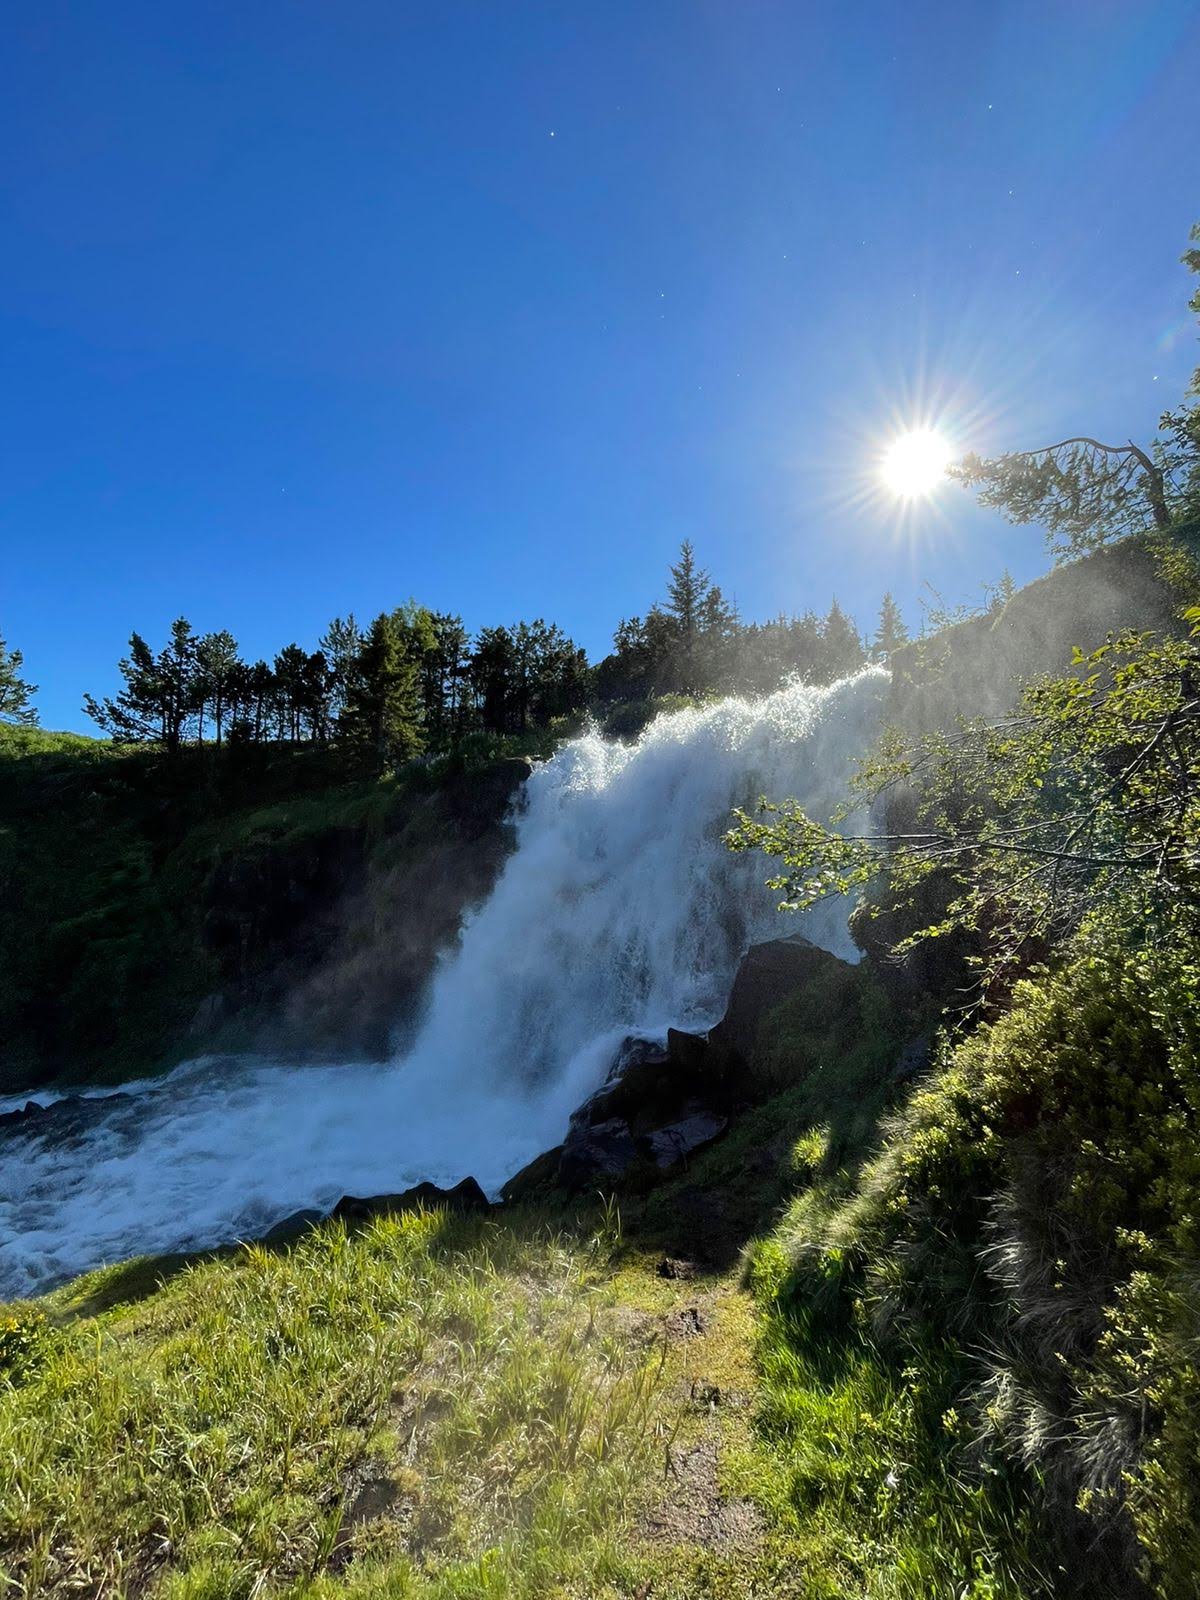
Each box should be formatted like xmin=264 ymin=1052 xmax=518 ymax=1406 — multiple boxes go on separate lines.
xmin=0 ymin=1206 xmax=665 ymax=1600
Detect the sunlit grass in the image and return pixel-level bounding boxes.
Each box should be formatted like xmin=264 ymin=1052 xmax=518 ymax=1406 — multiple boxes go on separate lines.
xmin=0 ymin=1207 xmax=663 ymax=1599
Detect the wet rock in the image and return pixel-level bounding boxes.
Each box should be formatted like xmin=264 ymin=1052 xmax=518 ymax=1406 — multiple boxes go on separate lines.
xmin=504 ymin=1028 xmax=731 ymax=1198
xmin=0 ymin=1100 xmax=47 ymax=1131
xmin=0 ymin=1092 xmax=134 ymax=1145
xmin=644 ymin=1109 xmax=728 ymax=1169
xmin=499 ymin=1145 xmax=563 ymax=1204
xmin=332 ymin=1176 xmax=490 ymax=1223
xmin=666 ymin=1027 xmax=711 ymax=1077
xmin=557 ymin=1118 xmax=638 ymax=1191
xmin=606 ymin=1034 xmax=670 ymax=1082
xmin=569 ymin=1036 xmax=684 ymax=1136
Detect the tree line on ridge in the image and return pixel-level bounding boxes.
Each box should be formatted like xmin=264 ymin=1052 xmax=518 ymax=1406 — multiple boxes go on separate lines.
xmin=3 ymin=542 xmax=917 ymax=768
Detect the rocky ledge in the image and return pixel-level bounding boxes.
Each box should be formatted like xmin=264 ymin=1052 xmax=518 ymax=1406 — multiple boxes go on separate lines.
xmin=503 ymin=933 xmax=854 ymax=1203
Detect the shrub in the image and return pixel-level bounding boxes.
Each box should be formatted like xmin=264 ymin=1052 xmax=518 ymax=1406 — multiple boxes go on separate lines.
xmin=749 ymin=918 xmax=1200 ymax=1598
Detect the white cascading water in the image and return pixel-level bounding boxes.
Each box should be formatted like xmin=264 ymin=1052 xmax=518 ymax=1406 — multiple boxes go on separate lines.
xmin=0 ymin=668 xmax=886 ymax=1297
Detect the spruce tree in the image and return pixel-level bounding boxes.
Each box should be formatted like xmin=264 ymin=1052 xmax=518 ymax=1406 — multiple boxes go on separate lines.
xmin=819 ymin=599 xmax=866 ymax=680
xmin=665 ymin=540 xmax=707 ymax=639
xmin=663 ymin=540 xmax=736 ymax=692
xmin=0 ymin=633 xmax=38 ymax=726
xmin=871 ymin=592 xmax=910 ymax=660
xmin=338 ymin=609 xmax=425 ymax=768
xmin=420 ymin=612 xmax=471 ymax=740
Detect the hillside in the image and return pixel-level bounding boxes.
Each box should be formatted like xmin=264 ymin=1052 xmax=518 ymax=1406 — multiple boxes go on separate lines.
xmin=0 ymin=731 xmax=545 ymax=1095
xmin=3 ymin=534 xmax=1199 ymax=1597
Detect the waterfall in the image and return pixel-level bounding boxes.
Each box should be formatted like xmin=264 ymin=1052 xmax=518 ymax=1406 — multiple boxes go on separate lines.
xmin=0 ymin=668 xmax=886 ymax=1297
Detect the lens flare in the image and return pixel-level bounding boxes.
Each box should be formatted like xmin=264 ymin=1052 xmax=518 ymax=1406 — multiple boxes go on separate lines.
xmin=880 ymin=429 xmax=952 ymax=498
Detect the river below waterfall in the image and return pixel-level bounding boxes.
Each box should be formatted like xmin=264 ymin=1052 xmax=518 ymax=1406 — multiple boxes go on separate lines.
xmin=0 ymin=669 xmax=886 ymax=1297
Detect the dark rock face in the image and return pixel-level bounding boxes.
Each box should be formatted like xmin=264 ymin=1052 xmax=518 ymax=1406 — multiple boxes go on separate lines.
xmin=252 ymin=1178 xmax=491 ymax=1248
xmin=499 ymin=1145 xmax=563 ymax=1203
xmin=197 ymin=758 xmax=532 ymax=1064
xmin=707 ymin=935 xmax=853 ymax=1072
xmin=0 ymin=1100 xmax=47 ymax=1130
xmin=260 ymin=1208 xmax=324 ymax=1245
xmin=644 ymin=1111 xmax=728 ymax=1169
xmin=557 ymin=1118 xmax=640 ymax=1190
xmin=501 ymin=935 xmax=873 ymax=1205
xmin=503 ymin=1029 xmax=733 ymax=1200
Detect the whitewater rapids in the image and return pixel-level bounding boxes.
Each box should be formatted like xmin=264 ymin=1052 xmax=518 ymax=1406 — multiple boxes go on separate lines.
xmin=0 ymin=669 xmax=886 ymax=1297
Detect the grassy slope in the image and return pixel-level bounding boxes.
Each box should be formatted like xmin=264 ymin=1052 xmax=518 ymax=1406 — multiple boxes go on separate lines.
xmin=7 ymin=930 xmax=1189 ymax=1599
xmin=0 ymin=1209 xmax=982 ymax=1600
xmin=0 ymin=979 xmax=1049 ymax=1600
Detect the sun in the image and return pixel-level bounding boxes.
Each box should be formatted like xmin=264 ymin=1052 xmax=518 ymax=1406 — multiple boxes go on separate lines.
xmin=880 ymin=428 xmax=952 ymax=499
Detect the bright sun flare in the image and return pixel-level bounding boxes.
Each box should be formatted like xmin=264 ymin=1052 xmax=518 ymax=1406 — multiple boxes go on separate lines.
xmin=881 ymin=428 xmax=952 ymax=498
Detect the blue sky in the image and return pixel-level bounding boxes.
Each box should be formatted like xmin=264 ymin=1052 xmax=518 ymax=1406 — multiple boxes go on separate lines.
xmin=4 ymin=1 xmax=1199 ymax=731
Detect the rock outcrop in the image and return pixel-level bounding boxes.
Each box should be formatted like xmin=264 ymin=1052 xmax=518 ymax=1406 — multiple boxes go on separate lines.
xmin=256 ymin=1176 xmax=492 ymax=1247
xmin=706 ymin=935 xmax=850 ymax=1072
xmin=331 ymin=1177 xmax=491 ymax=1223
xmin=501 ymin=933 xmax=885 ymax=1204
xmin=503 ymin=1031 xmax=734 ymax=1201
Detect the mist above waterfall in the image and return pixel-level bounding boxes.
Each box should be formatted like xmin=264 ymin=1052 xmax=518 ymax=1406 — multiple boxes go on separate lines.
xmin=1 ymin=669 xmax=886 ymax=1297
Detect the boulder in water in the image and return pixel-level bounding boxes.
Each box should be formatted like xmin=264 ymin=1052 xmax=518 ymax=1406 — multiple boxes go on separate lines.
xmin=0 ymin=1092 xmax=134 ymax=1145
xmin=0 ymin=1100 xmax=47 ymax=1131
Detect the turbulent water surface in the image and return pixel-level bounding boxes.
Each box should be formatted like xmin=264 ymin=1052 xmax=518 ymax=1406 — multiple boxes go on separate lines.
xmin=1 ymin=670 xmax=886 ymax=1296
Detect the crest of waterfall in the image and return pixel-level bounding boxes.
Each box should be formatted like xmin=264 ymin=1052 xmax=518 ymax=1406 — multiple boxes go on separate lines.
xmin=1 ymin=667 xmax=886 ymax=1295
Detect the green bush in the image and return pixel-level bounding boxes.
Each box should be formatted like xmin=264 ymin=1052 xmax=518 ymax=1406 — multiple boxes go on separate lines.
xmin=747 ymin=918 xmax=1200 ymax=1598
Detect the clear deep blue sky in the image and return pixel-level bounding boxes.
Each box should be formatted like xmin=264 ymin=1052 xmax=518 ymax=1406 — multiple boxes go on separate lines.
xmin=4 ymin=1 xmax=1200 ymax=731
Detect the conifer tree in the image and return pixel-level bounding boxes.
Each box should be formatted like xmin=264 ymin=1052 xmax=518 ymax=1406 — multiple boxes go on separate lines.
xmin=0 ymin=633 xmax=38 ymax=726
xmin=665 ymin=540 xmax=707 ymax=639
xmin=420 ymin=612 xmax=471 ymax=740
xmin=470 ymin=625 xmax=517 ymax=734
xmin=85 ymin=619 xmax=197 ymax=750
xmin=318 ymin=616 xmax=363 ymax=718
xmin=663 ymin=540 xmax=736 ymax=692
xmin=338 ymin=608 xmax=426 ymax=768
xmin=196 ymin=630 xmax=241 ymax=745
xmin=819 ymin=599 xmax=866 ymax=679
xmin=871 ymin=592 xmax=910 ymax=660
